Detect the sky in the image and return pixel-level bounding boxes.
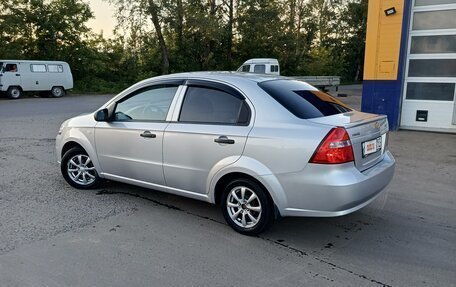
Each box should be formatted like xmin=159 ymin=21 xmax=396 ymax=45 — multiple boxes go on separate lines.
xmin=86 ymin=0 xmax=117 ymax=38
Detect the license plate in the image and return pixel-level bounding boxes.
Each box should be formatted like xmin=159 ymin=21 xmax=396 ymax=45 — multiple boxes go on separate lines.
xmin=362 ymin=136 xmax=382 ymax=158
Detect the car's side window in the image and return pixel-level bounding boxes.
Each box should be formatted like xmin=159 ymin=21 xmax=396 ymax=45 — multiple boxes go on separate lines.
xmin=179 ymin=86 xmax=250 ymax=125
xmin=254 ymin=64 xmax=266 ymax=73
xmin=5 ymin=63 xmax=18 ymax=72
xmin=30 ymin=64 xmax=47 ymax=72
xmin=113 ymin=85 xmax=179 ymax=121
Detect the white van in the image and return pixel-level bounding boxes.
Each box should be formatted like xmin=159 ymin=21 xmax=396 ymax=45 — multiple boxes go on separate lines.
xmin=236 ymin=58 xmax=280 ymax=75
xmin=0 ymin=60 xmax=73 ymax=99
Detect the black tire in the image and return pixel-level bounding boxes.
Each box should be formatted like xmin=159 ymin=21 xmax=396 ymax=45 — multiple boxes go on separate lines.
xmin=61 ymin=147 xmax=101 ymax=189
xmin=221 ymin=178 xmax=274 ymax=235
xmin=51 ymin=86 xmax=65 ymax=98
xmin=7 ymin=86 xmax=22 ymax=99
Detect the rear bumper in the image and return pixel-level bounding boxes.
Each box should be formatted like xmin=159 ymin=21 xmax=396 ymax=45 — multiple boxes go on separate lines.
xmin=273 ymin=150 xmax=395 ymax=217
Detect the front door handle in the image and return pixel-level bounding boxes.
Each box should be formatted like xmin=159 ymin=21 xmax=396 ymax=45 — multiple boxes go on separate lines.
xmin=15 ymin=74 xmax=20 ymax=76
xmin=140 ymin=131 xmax=156 ymax=138
xmin=214 ymin=136 xmax=235 ymax=144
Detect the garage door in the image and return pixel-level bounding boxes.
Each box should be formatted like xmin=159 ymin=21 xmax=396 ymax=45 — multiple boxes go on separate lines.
xmin=401 ymin=0 xmax=456 ymax=132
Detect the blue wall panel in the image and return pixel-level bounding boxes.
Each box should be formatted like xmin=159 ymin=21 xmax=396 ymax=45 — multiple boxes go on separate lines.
xmin=362 ymin=80 xmax=403 ymax=130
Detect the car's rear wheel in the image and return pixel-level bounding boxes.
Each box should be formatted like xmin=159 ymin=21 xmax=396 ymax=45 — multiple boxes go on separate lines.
xmin=61 ymin=147 xmax=100 ymax=189
xmin=51 ymin=86 xmax=65 ymax=98
xmin=7 ymin=86 xmax=22 ymax=99
xmin=221 ymin=178 xmax=274 ymax=235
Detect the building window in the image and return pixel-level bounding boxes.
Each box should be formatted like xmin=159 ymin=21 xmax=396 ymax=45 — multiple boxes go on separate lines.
xmin=410 ymin=35 xmax=456 ymax=54
xmin=406 ymin=82 xmax=455 ymax=101
xmin=413 ymin=9 xmax=456 ymax=30
xmin=415 ymin=0 xmax=456 ymax=6
xmin=408 ymin=59 xmax=456 ymax=77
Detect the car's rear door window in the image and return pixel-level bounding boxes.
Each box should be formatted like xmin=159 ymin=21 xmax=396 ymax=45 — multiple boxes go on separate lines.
xmin=258 ymin=79 xmax=351 ymax=119
xmin=179 ymin=86 xmax=250 ymax=125
xmin=113 ymin=85 xmax=179 ymax=121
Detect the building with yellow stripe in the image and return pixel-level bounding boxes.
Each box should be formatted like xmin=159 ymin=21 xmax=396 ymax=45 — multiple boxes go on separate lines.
xmin=362 ymin=0 xmax=456 ymax=132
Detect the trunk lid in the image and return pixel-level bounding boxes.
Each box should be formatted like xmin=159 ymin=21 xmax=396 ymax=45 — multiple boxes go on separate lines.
xmin=308 ymin=111 xmax=389 ymax=171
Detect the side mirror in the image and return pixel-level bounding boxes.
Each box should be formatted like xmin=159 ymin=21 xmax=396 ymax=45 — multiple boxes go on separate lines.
xmin=94 ymin=108 xmax=110 ymax=122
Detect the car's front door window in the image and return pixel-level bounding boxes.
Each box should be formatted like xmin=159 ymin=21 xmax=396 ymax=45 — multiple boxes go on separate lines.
xmin=114 ymin=85 xmax=178 ymax=121
xmin=4 ymin=63 xmax=18 ymax=73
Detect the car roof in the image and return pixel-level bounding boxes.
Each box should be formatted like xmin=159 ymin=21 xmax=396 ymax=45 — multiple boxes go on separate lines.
xmin=0 ymin=60 xmax=68 ymax=64
xmin=150 ymin=71 xmax=287 ymax=83
xmin=242 ymin=58 xmax=279 ymax=65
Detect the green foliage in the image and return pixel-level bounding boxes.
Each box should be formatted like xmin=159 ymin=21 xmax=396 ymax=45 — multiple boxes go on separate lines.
xmin=1 ymin=0 xmax=368 ymax=93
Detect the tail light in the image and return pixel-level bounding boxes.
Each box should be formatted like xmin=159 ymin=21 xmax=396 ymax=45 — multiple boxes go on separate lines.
xmin=310 ymin=127 xmax=354 ymax=164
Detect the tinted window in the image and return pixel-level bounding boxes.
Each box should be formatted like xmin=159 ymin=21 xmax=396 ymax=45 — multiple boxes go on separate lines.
xmin=114 ymin=85 xmax=178 ymax=121
xmin=259 ymin=80 xmax=352 ymax=119
xmin=241 ymin=65 xmax=250 ymax=72
xmin=179 ymin=86 xmax=249 ymax=124
xmin=254 ymin=65 xmax=266 ymax=73
xmin=406 ymin=82 xmax=455 ymax=101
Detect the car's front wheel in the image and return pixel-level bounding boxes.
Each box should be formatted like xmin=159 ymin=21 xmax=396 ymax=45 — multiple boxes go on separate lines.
xmin=221 ymin=179 xmax=274 ymax=235
xmin=61 ymin=147 xmax=100 ymax=189
xmin=7 ymin=86 xmax=22 ymax=99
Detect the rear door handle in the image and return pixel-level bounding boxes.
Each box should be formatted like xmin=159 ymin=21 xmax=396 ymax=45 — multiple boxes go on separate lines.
xmin=214 ymin=136 xmax=235 ymax=144
xmin=15 ymin=74 xmax=20 ymax=76
xmin=140 ymin=131 xmax=156 ymax=138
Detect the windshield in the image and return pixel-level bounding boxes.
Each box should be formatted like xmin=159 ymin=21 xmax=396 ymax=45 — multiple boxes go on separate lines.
xmin=258 ymin=79 xmax=352 ymax=119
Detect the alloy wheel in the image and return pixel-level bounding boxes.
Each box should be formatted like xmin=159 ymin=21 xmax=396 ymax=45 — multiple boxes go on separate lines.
xmin=67 ymin=154 xmax=96 ymax=186
xmin=226 ymin=186 xmax=262 ymax=229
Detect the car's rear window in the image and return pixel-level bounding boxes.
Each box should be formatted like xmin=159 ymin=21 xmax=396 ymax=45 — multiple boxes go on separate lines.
xmin=258 ymin=80 xmax=352 ymax=119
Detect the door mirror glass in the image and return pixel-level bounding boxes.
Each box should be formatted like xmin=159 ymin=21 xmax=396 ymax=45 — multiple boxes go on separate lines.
xmin=94 ymin=108 xmax=110 ymax=122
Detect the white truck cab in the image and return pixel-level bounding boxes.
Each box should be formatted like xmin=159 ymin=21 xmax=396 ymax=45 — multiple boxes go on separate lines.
xmin=0 ymin=60 xmax=73 ymax=99
xmin=236 ymin=58 xmax=280 ymax=75
xmin=236 ymin=58 xmax=340 ymax=91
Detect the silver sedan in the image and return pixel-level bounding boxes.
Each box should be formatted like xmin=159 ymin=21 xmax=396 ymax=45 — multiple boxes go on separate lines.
xmin=56 ymin=72 xmax=395 ymax=235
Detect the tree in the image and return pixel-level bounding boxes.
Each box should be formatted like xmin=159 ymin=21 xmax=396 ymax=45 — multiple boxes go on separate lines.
xmin=148 ymin=0 xmax=169 ymax=74
xmin=339 ymin=0 xmax=368 ymax=81
xmin=236 ymin=0 xmax=284 ymax=64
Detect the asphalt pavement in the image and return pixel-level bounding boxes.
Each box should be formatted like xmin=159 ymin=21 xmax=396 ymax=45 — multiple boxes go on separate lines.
xmin=0 ymin=90 xmax=455 ymax=287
